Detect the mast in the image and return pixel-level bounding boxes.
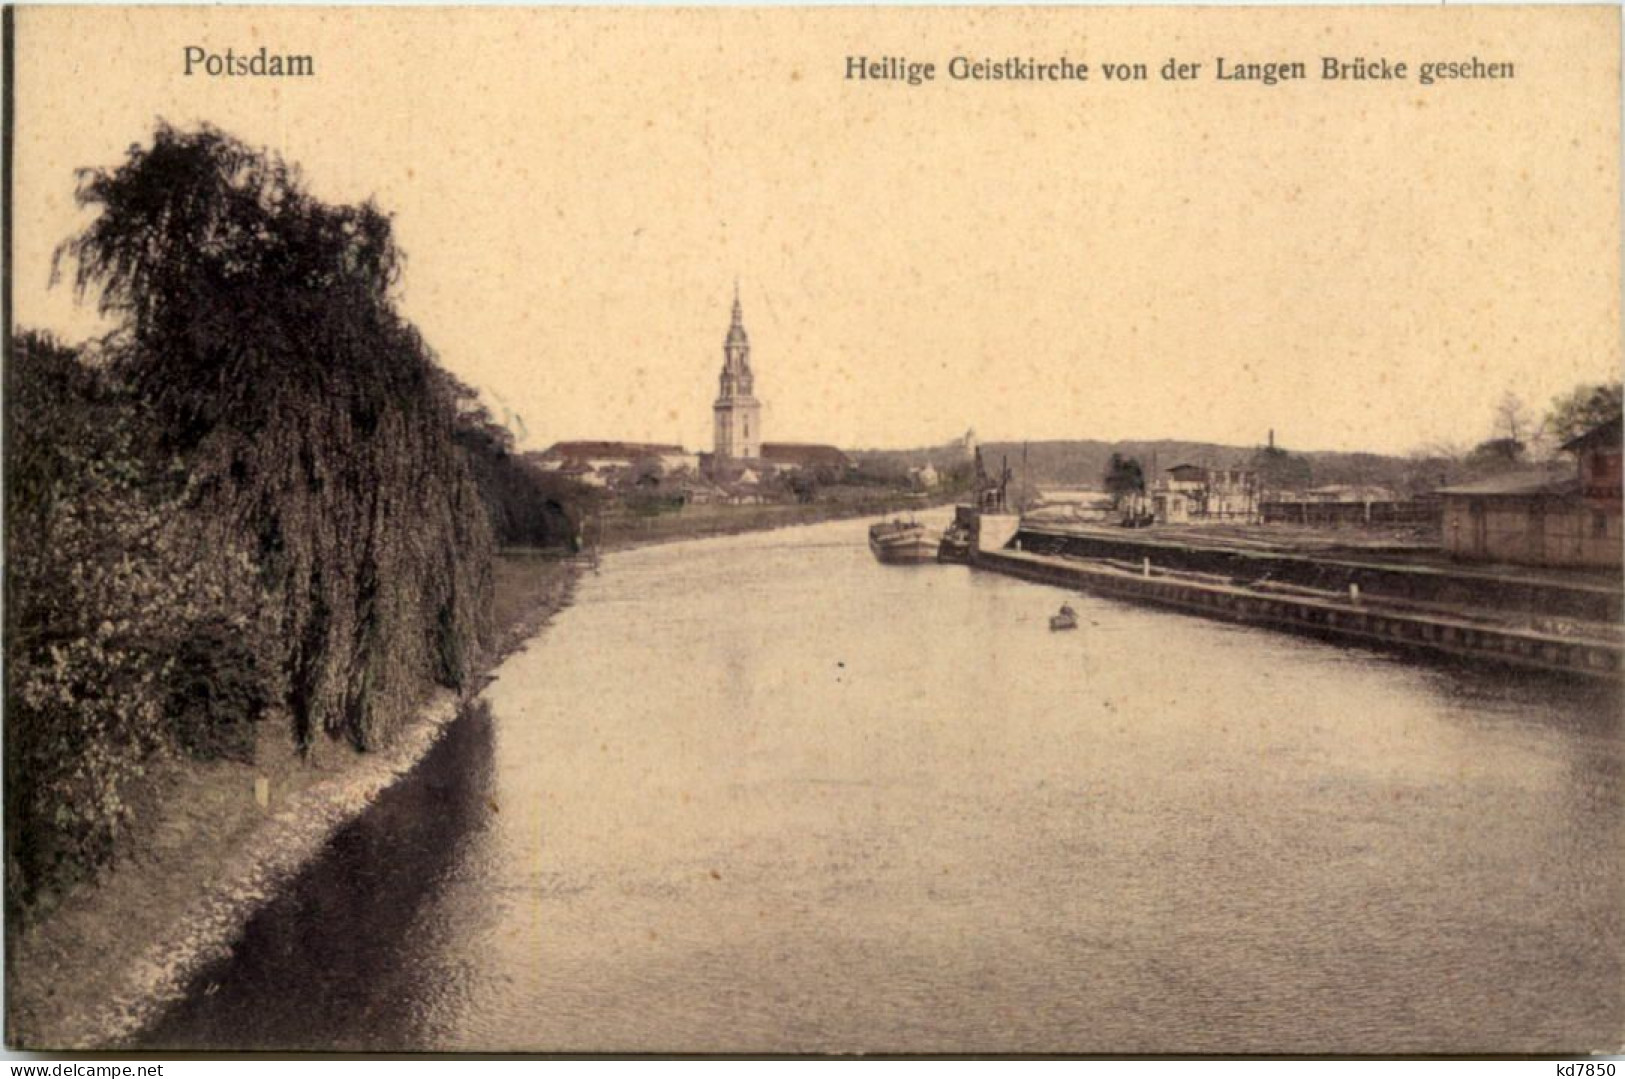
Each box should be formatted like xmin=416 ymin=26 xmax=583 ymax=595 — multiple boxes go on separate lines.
xmin=1022 ymin=441 xmax=1029 ymax=514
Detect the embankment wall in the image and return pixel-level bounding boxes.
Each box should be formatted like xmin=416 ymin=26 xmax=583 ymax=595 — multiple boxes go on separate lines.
xmin=976 ymin=547 xmax=1621 ymax=680
xmin=1011 ymin=525 xmax=1622 ymax=623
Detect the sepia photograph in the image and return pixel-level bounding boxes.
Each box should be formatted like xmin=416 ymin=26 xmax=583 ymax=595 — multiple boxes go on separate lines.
xmin=2 ymin=3 xmax=1621 ymax=1057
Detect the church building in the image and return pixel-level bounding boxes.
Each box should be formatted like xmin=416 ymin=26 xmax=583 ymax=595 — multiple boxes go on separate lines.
xmin=701 ymin=288 xmax=851 ymax=489
xmin=539 ymin=288 xmax=848 ymax=497
xmin=713 ymin=288 xmax=762 ymax=461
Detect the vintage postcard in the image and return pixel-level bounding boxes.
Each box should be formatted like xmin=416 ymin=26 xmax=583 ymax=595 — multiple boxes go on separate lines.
xmin=3 ymin=2 xmax=1621 ymax=1056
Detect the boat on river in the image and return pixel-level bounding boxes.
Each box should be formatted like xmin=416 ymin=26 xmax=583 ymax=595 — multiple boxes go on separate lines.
xmin=1050 ymin=604 xmax=1079 ymax=631
xmin=937 ymin=522 xmax=973 ymax=564
xmin=869 ymin=518 xmax=940 ymax=565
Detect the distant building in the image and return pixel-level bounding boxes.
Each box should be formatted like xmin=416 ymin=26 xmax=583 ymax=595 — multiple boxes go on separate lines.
xmin=539 ymin=290 xmax=850 ymax=496
xmin=761 ymin=442 xmax=852 ymax=472
xmin=1437 ymin=419 xmax=1620 ymax=568
xmin=713 ymin=287 xmax=762 ymax=461
xmin=1152 ymin=464 xmax=1258 ymax=524
xmin=705 ymin=289 xmax=847 ymax=481
xmin=1300 ymin=484 xmax=1399 ymax=504
xmin=1261 ymin=492 xmax=1438 ymax=528
xmin=1258 ymin=482 xmax=1437 ymax=528
xmin=535 ymin=441 xmax=697 ymax=485
xmin=1565 ymin=416 xmax=1623 ymax=502
xmin=554 ymin=460 xmax=605 ymax=488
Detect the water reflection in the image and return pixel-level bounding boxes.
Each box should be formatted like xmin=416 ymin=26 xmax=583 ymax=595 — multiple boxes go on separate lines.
xmin=141 ymin=515 xmax=1623 ymax=1053
xmin=140 ymin=701 xmax=499 ymax=1052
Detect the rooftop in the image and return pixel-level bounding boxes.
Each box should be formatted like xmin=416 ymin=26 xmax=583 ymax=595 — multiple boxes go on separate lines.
xmin=541 ymin=441 xmax=687 ymax=461
xmin=761 ymin=442 xmax=852 ymax=467
xmin=1436 ymin=470 xmax=1579 ymax=498
xmin=1560 ymin=416 xmax=1623 ymax=454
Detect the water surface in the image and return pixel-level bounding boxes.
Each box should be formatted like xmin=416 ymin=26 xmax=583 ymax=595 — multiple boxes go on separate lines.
xmin=142 ymin=513 xmax=1623 ymax=1053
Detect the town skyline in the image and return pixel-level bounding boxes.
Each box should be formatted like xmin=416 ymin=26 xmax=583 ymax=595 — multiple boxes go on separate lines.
xmin=12 ymin=6 xmax=1619 ymax=457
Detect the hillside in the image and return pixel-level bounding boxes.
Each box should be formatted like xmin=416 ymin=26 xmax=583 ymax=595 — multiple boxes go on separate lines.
xmin=859 ymin=438 xmax=1439 ymax=495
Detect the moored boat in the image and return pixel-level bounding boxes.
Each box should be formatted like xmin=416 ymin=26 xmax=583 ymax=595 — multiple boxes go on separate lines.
xmin=869 ymin=518 xmax=940 ymax=565
xmin=937 ymin=504 xmax=980 ymax=563
xmin=1049 ymin=604 xmax=1079 ymax=631
xmin=937 ymin=523 xmax=973 ymax=563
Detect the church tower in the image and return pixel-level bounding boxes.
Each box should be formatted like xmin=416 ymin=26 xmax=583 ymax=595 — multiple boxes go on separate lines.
xmin=713 ymin=286 xmax=762 ymax=460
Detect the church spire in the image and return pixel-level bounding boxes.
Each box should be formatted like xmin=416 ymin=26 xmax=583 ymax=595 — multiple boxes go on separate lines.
xmin=714 ymin=284 xmax=762 ymax=461
xmin=724 ymin=283 xmax=750 ymax=360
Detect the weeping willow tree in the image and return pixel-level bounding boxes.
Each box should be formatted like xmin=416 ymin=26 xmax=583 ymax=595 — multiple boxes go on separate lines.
xmin=57 ymin=122 xmax=494 ymax=753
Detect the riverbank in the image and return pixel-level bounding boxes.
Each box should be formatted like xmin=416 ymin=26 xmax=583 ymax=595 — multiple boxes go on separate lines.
xmin=595 ymin=491 xmax=958 ymax=551
xmin=4 ymin=556 xmax=577 ymax=1051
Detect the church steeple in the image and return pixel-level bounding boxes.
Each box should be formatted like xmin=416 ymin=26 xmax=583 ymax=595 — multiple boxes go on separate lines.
xmin=721 ymin=284 xmax=753 ymax=395
xmin=714 ymin=284 xmax=762 ymax=460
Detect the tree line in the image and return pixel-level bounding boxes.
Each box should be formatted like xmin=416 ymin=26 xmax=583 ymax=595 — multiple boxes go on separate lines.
xmin=1096 ymin=382 xmax=1621 ymax=505
xmin=6 ymin=123 xmax=581 ymax=911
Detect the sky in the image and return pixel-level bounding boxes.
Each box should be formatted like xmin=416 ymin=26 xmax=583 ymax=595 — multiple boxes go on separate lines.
xmin=11 ymin=5 xmax=1621 ymax=455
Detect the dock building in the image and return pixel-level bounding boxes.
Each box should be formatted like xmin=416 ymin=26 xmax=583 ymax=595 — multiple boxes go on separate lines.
xmin=1437 ymin=416 xmax=1621 ymax=569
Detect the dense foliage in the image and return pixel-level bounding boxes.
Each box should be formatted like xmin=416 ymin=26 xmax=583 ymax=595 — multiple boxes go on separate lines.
xmin=6 ymin=123 xmax=521 ymax=908
xmin=443 ymin=373 xmax=582 ymax=548
xmin=57 ymin=122 xmax=495 ymax=755
xmin=1102 ymin=453 xmax=1145 ymax=503
xmin=5 ymin=332 xmax=277 ymax=907
xmin=1546 ymin=382 xmax=1623 ymax=446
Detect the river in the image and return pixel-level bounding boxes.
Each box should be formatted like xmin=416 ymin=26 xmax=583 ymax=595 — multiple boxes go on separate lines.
xmin=140 ymin=512 xmax=1623 ymax=1054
